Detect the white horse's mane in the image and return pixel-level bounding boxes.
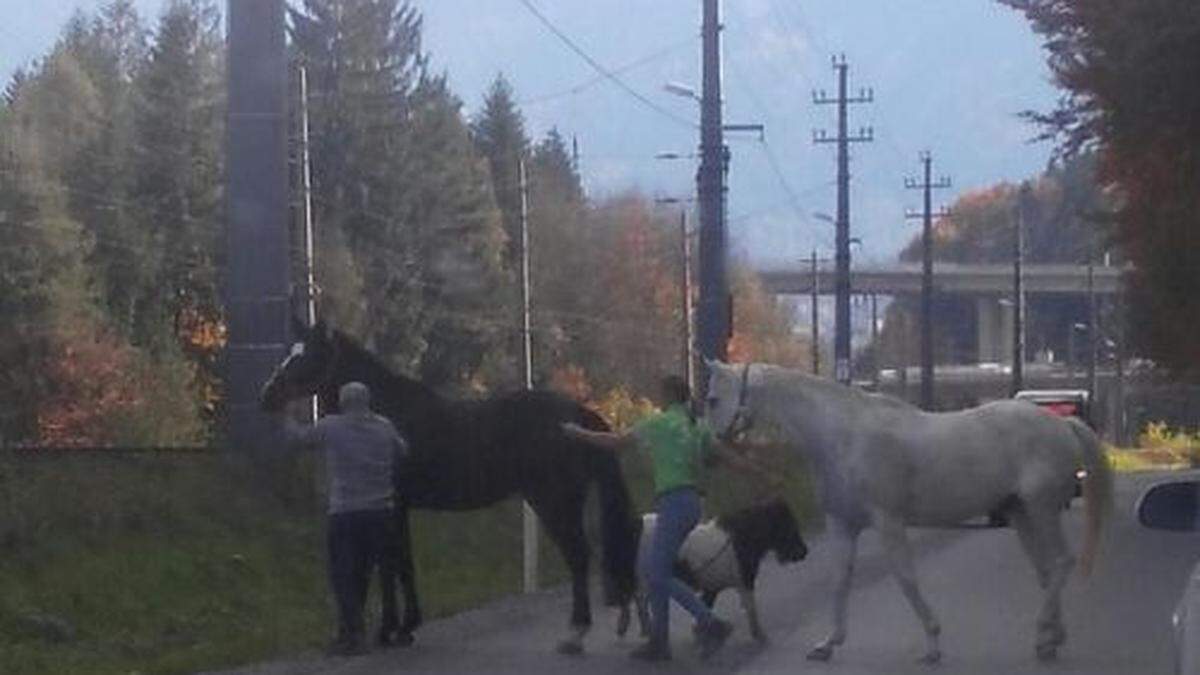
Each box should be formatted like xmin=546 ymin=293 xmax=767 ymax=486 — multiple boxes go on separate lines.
xmin=747 ymin=363 xmax=916 ymax=413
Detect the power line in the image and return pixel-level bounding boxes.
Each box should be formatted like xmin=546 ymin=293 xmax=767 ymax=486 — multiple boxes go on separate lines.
xmin=513 ymin=0 xmax=696 ymax=130
xmin=517 ymin=37 xmax=695 ymax=108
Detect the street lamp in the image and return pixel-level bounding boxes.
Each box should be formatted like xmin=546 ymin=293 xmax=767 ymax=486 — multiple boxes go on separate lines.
xmin=655 ymin=151 xmax=696 ymax=160
xmin=664 ymin=81 xmax=701 ymax=101
xmin=1068 ymin=322 xmax=1088 ymax=385
xmin=656 ymin=196 xmax=697 ymax=396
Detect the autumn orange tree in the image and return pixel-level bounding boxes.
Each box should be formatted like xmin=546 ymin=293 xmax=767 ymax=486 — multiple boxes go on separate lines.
xmin=1002 ymin=0 xmax=1200 ymax=377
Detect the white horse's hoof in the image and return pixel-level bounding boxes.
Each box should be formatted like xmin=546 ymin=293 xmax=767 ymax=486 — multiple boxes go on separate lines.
xmin=615 ymin=610 xmax=630 ymax=638
xmin=1036 ymin=644 xmax=1058 ymax=662
xmin=918 ymin=649 xmax=942 ymax=666
xmin=556 ymin=639 xmax=584 ymax=656
xmin=807 ymin=645 xmax=834 ymax=661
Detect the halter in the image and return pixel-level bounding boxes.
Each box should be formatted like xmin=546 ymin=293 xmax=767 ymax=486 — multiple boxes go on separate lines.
xmin=722 ymin=363 xmax=754 ymax=439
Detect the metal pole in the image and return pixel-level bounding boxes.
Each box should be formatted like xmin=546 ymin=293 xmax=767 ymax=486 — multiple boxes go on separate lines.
xmin=871 ymin=292 xmax=879 ymax=388
xmin=904 ymin=153 xmax=950 ymax=409
xmin=814 ymin=57 xmax=871 ymax=384
xmin=681 ymin=210 xmax=695 ymax=393
xmin=811 ymin=249 xmax=820 ymax=376
xmin=519 ymin=159 xmax=538 ymax=593
xmin=920 ymin=154 xmax=933 ymax=408
xmin=834 ymin=60 xmax=851 ymax=385
xmin=697 ymin=0 xmax=729 ymax=384
xmin=1012 ymin=185 xmax=1027 ymax=396
xmin=1115 ymin=313 xmax=1127 ymax=445
xmin=298 ymin=64 xmax=318 ymax=424
xmin=1087 ymin=256 xmax=1098 ymax=404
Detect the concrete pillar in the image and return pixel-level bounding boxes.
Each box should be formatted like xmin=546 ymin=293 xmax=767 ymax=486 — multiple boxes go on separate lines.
xmin=976 ymin=297 xmax=1015 ymax=364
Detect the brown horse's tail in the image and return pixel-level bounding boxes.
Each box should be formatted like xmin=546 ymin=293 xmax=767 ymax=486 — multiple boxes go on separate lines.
xmin=1068 ymin=417 xmax=1113 ymax=577
xmin=577 ymin=406 xmax=639 ymax=607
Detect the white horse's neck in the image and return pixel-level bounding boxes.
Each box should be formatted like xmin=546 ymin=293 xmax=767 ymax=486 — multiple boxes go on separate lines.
xmin=744 ymin=367 xmax=840 ymax=457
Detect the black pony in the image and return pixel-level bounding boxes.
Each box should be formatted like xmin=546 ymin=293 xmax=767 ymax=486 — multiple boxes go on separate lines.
xmin=259 ymin=320 xmax=638 ymax=653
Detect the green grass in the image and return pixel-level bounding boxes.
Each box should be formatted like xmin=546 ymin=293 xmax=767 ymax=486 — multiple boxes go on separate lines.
xmin=0 ymin=453 xmax=555 ymax=674
xmin=0 ymin=439 xmax=817 ymax=675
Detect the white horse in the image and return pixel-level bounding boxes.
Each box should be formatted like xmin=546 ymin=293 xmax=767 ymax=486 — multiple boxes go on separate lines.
xmin=703 ymin=361 xmax=1113 ymax=664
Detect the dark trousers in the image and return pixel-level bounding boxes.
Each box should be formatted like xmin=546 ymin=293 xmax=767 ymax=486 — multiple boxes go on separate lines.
xmin=327 ymin=509 xmax=393 ymax=642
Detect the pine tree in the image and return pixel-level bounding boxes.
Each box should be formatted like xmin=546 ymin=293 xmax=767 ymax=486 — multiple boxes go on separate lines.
xmin=404 ymin=77 xmax=509 ymax=390
xmin=293 ymin=1 xmax=510 ymax=389
xmin=60 ymin=1 xmax=149 ymax=337
xmin=123 ymin=0 xmax=225 ymax=422
xmin=471 ymin=75 xmax=529 ymax=270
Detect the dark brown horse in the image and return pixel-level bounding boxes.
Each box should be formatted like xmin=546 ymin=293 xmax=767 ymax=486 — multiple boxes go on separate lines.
xmin=259 ymin=320 xmax=638 ymax=653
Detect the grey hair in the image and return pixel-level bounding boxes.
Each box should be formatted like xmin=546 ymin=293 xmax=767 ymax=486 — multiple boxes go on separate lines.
xmin=338 ymin=381 xmax=371 ymax=413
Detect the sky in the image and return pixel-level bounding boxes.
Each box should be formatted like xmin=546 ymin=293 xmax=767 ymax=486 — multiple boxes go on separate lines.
xmin=0 ymin=0 xmax=1060 ymax=266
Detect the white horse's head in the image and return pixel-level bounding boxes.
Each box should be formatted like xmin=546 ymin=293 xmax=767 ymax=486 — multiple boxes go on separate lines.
xmin=704 ymin=360 xmax=754 ymax=440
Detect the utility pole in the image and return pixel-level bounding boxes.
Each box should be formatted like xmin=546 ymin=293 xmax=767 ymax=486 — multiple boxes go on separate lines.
xmin=681 ymin=210 xmax=695 ymax=393
xmin=518 ymin=159 xmax=537 ymax=593
xmin=810 ymin=250 xmax=821 ymax=375
xmin=697 ymin=0 xmax=730 ymax=378
xmin=814 ymin=55 xmax=872 ymax=385
xmin=226 ymin=0 xmax=289 ymax=459
xmin=904 ymin=152 xmax=951 ymax=410
xmin=1011 ymin=184 xmax=1029 ymax=396
xmin=1086 ymin=243 xmax=1098 ymax=406
xmin=870 ymin=293 xmax=880 ymax=388
xmin=296 ymin=63 xmax=318 ymax=424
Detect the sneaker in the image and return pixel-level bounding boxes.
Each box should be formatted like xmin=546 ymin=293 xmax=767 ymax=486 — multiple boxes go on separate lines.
xmin=697 ymin=619 xmax=733 ymax=660
xmin=377 ymin=628 xmax=415 ymax=648
xmin=629 ymin=640 xmax=672 ymax=662
xmin=326 ymin=637 xmax=369 ymax=657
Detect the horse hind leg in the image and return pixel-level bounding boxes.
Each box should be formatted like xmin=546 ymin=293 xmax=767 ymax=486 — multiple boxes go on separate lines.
xmin=1025 ymin=505 xmax=1074 ymax=661
xmin=808 ymin=522 xmax=858 ymax=662
xmin=875 ymin=512 xmax=942 ymax=666
xmin=1010 ymin=504 xmax=1050 ymax=590
xmin=531 ymin=493 xmax=592 ymax=655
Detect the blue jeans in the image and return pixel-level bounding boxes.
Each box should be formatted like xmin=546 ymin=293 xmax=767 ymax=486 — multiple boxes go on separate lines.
xmin=641 ymin=487 xmax=714 ymax=646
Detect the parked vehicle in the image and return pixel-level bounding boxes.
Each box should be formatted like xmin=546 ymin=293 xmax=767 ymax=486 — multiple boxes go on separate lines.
xmin=1136 ymin=479 xmax=1200 ymax=675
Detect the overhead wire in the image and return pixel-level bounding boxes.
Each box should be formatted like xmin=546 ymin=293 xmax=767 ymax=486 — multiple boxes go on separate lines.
xmin=517 ymin=36 xmax=696 ymax=108
xmin=512 ymin=0 xmax=696 ymax=130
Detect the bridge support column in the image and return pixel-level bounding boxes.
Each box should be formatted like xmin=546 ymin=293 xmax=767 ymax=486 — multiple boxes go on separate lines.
xmin=976 ymin=297 xmax=1014 ymax=364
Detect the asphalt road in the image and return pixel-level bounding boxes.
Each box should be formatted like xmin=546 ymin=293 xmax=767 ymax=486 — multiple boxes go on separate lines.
xmin=216 ymin=472 xmax=1200 ymax=675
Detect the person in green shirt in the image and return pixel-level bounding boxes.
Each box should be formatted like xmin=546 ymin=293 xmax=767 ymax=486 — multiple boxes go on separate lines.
xmin=562 ymin=375 xmax=775 ymax=662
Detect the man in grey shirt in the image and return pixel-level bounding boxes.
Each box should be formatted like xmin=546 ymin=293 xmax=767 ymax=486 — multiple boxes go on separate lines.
xmin=284 ymin=382 xmax=409 ymax=656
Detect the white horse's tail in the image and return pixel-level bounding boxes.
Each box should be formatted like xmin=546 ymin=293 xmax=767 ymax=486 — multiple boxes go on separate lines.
xmin=1068 ymin=417 xmax=1113 ymax=577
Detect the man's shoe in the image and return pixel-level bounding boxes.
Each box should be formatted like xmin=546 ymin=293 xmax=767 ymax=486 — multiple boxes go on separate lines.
xmin=697 ymin=618 xmax=732 ymax=660
xmin=629 ymin=640 xmax=671 ymax=662
xmin=378 ymin=628 xmax=415 ymax=648
xmin=326 ymin=637 xmax=369 ymax=657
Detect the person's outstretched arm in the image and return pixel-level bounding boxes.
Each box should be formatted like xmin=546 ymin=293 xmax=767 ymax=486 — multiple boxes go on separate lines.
xmin=561 ymin=422 xmax=636 ymax=452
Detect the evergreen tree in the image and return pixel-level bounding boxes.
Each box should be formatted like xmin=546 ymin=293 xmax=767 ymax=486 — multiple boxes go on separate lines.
xmin=404 ymin=77 xmax=509 ymax=390
xmin=293 ymin=1 xmax=509 ymax=389
xmin=129 ymin=0 xmax=223 ymax=343
xmin=471 ymin=75 xmax=528 ymax=269
xmin=60 ymin=1 xmax=149 ymax=337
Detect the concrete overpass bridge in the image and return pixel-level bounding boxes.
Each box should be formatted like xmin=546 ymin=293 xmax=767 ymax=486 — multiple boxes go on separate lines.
xmin=759 ymin=262 xmax=1124 ymax=296
xmin=758 ymin=262 xmax=1127 ymax=364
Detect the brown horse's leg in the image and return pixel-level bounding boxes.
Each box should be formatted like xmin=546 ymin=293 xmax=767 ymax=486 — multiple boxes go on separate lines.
xmin=529 ymin=490 xmax=591 ymax=654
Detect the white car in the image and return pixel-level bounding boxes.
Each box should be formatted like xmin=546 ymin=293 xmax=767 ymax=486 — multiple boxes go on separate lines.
xmin=1136 ymin=480 xmax=1200 ymax=675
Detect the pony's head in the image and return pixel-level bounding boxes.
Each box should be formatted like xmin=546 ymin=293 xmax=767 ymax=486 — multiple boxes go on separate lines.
xmin=704 ymin=360 xmax=755 ymax=440
xmin=259 ymin=318 xmax=340 ymax=412
xmin=718 ymin=496 xmax=808 ymax=569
